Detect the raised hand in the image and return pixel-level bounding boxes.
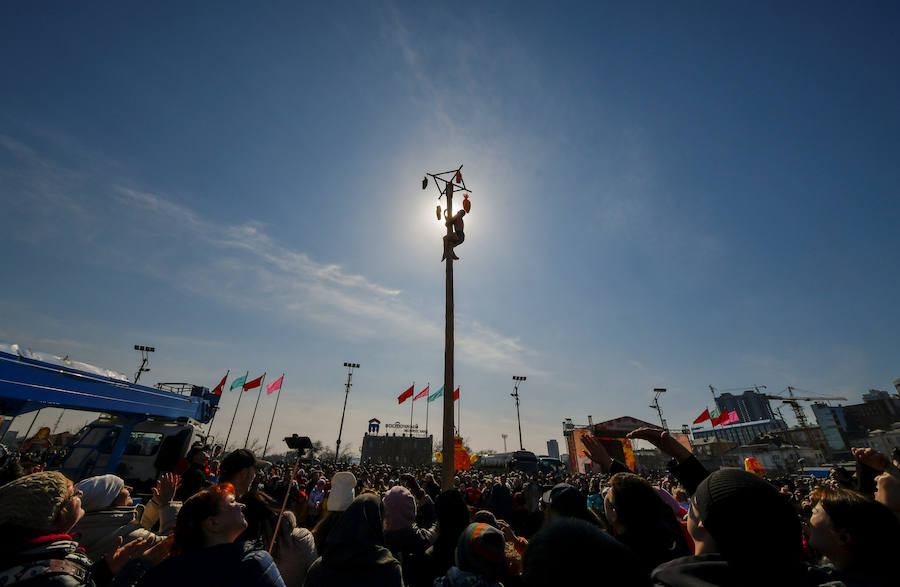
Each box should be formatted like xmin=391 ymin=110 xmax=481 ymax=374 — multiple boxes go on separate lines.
xmin=105 ymin=536 xmax=155 ymax=575
xmin=152 ymin=473 xmax=180 ymax=504
xmin=852 ymin=447 xmax=889 ymax=472
xmin=581 ymin=434 xmax=612 ymax=470
xmin=141 ymin=535 xmax=174 ymax=567
xmin=627 ymin=427 xmax=692 ymax=463
xmin=497 ymin=519 xmax=517 ymax=543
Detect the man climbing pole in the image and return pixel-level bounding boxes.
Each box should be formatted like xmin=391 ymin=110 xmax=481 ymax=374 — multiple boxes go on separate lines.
xmin=441 ymin=208 xmax=466 ymax=261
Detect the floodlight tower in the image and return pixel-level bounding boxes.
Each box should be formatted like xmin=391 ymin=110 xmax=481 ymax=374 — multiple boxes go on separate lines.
xmin=650 ymin=387 xmax=668 ymax=432
xmin=133 ymin=345 xmax=155 ymax=384
xmin=335 ymin=362 xmax=359 ymax=464
xmin=512 ymin=376 xmax=527 ymax=450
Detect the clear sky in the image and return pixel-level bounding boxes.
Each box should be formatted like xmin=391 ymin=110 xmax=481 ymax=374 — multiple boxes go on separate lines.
xmin=1 ymin=2 xmax=898 ymax=456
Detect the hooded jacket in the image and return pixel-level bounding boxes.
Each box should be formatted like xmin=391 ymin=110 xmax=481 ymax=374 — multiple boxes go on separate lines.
xmin=303 ymin=494 xmax=402 ymax=587
xmin=72 ymin=504 xmax=166 ymax=562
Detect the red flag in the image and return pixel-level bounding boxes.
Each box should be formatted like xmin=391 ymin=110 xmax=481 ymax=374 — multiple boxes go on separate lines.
xmin=243 ymin=374 xmax=265 ymax=391
xmin=212 ymin=372 xmax=229 ymax=396
xmin=693 ymin=408 xmax=710 ymax=424
xmin=414 ymin=385 xmax=430 ymax=401
xmin=711 ymin=411 xmax=729 ymax=427
xmin=398 ymin=385 xmax=414 ymax=404
xmin=453 ymin=387 xmax=459 ymax=401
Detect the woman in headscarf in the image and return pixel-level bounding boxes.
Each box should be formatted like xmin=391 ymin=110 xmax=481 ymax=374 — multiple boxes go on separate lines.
xmin=435 ymin=523 xmax=507 ymax=587
xmin=304 ymin=493 xmax=402 ymax=587
xmin=383 ymin=486 xmax=436 ymax=584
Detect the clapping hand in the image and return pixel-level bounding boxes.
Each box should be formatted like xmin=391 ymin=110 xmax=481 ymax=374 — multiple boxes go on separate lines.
xmin=105 ymin=536 xmax=155 ymax=575
xmin=152 ymin=473 xmax=180 ymax=505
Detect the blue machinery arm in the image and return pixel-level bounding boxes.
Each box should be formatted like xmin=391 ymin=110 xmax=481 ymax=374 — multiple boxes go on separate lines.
xmin=0 ymin=350 xmax=218 ymax=421
xmin=0 ymin=350 xmax=220 ymax=475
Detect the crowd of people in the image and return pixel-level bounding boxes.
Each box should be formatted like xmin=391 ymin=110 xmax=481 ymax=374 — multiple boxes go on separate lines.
xmin=1 ymin=427 xmax=898 ymax=586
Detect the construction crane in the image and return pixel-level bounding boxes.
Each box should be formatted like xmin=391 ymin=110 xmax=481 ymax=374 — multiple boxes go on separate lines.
xmin=761 ymin=386 xmax=847 ymax=451
xmin=761 ymin=386 xmax=848 ymax=428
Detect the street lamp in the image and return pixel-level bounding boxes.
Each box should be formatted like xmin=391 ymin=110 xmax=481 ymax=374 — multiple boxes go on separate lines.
xmin=335 ymin=362 xmax=360 ymax=464
xmin=512 ymin=376 xmax=527 ymax=450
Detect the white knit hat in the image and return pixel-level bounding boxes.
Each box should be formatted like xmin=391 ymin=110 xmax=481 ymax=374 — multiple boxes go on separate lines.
xmin=327 ymin=471 xmax=356 ymax=512
xmin=76 ymin=474 xmax=125 ymax=512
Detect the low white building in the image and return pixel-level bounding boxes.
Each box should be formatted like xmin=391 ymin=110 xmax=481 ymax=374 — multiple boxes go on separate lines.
xmin=858 ymin=423 xmax=900 ymax=456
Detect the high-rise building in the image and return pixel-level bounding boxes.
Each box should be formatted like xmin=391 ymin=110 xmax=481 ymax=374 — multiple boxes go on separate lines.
xmin=811 ymin=403 xmax=849 ymax=454
xmin=546 ymin=439 xmax=560 ymax=459
xmin=715 ymin=390 xmax=775 ymax=423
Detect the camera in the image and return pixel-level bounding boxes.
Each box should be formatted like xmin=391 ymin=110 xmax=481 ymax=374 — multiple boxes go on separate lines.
xmin=284 ymin=434 xmax=313 ymax=451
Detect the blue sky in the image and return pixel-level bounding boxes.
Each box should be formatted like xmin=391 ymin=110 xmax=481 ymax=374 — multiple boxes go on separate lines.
xmin=1 ymin=2 xmax=898 ymax=455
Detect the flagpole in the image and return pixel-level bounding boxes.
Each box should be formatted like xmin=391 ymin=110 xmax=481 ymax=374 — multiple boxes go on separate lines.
xmin=245 ymin=373 xmax=266 ymax=449
xmin=206 ymin=370 xmax=229 ymax=440
xmin=425 ymin=382 xmax=430 ymax=437
xmin=263 ymin=373 xmax=284 ymax=457
xmin=457 ymin=387 xmax=460 ymax=437
xmin=224 ymin=370 xmax=248 ymax=452
xmin=409 ymin=382 xmax=415 ymax=438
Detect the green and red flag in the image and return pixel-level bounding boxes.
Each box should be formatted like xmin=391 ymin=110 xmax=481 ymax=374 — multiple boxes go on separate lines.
xmin=693 ymin=408 xmax=710 ymax=424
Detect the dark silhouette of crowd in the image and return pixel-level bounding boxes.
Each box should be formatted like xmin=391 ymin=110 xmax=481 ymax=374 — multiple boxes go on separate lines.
xmin=1 ymin=429 xmax=899 ymax=586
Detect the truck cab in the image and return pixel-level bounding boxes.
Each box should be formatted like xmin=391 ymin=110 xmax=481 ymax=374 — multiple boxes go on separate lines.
xmin=51 ymin=416 xmax=207 ymax=491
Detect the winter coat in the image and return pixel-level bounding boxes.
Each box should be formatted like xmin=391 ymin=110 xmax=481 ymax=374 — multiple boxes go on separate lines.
xmin=136 ymin=541 xmax=284 ymax=587
xmin=384 ymin=526 xmax=436 ymax=587
xmin=0 ymin=535 xmax=112 ymax=587
xmin=303 ymin=494 xmax=403 ymax=587
xmin=72 ymin=500 xmax=176 ymax=562
xmin=237 ymin=493 xmax=317 ymax=587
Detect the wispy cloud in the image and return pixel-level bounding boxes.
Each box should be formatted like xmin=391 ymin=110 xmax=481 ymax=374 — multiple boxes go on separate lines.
xmin=110 ymin=184 xmax=543 ymax=374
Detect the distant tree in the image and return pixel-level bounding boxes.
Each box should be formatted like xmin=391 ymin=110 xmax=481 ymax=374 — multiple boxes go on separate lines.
xmin=319 ymin=443 xmax=354 ymax=462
